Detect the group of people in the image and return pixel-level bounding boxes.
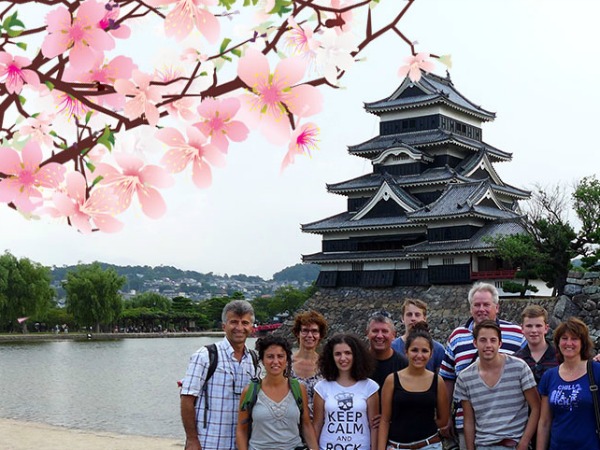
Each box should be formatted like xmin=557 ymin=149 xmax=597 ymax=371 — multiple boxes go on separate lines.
xmin=179 ymin=282 xmax=600 ymax=450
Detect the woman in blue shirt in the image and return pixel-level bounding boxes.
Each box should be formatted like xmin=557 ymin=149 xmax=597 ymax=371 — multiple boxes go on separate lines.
xmin=537 ymin=317 xmax=600 ymax=450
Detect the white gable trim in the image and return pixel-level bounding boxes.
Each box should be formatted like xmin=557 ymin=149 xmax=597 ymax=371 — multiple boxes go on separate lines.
xmin=352 ymin=181 xmax=416 ymax=221
xmin=372 ymin=146 xmax=433 ymax=165
xmin=473 ymin=186 xmax=508 ymax=211
xmin=463 ymin=154 xmax=502 ymax=185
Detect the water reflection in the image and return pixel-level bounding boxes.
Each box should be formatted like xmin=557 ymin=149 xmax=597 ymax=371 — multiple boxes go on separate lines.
xmin=0 ymin=337 xmax=256 ymax=438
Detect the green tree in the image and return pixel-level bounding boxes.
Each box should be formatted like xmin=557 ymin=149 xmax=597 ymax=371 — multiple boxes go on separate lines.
xmin=572 ymin=175 xmax=600 ymax=269
xmin=125 ymin=292 xmax=172 ymax=311
xmin=513 ymin=178 xmax=600 ymax=295
xmin=63 ymin=262 xmax=125 ymax=332
xmin=489 ymin=233 xmax=540 ymax=297
xmin=0 ymin=252 xmax=55 ymax=332
xmin=251 ymin=285 xmax=316 ymax=323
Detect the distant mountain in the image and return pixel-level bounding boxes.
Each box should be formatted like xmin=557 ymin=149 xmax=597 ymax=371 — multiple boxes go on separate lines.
xmin=272 ymin=263 xmax=320 ymax=283
xmin=49 ymin=262 xmax=316 ymax=302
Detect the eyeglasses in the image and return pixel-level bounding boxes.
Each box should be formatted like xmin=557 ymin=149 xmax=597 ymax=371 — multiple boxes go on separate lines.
xmin=300 ymin=329 xmax=320 ymax=336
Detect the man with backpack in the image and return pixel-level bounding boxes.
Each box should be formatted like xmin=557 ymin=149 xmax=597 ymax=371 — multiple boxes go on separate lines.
xmin=181 ymin=300 xmax=259 ymax=450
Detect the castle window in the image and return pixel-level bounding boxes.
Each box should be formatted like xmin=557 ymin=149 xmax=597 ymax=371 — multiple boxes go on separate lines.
xmin=352 ymin=262 xmax=364 ymax=271
xmin=442 ymin=257 xmax=455 ymax=265
xmin=410 ymin=260 xmax=423 ymax=270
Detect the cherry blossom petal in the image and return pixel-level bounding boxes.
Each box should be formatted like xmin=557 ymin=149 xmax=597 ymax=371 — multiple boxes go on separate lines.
xmin=44 ymin=6 xmax=71 ymax=33
xmin=137 ymin=186 xmax=166 ymax=219
xmin=71 ymin=212 xmax=94 ymax=234
xmin=20 ymin=144 xmax=43 ymax=173
xmin=155 ymin=127 xmax=186 ymax=146
xmin=139 ymin=165 xmax=174 ymax=188
xmin=69 ymin=44 xmax=96 ymax=71
xmin=165 ymin=3 xmax=195 ymax=41
xmin=52 ymin=191 xmax=78 ymax=216
xmin=0 ymin=147 xmax=21 ymax=173
xmin=288 ymin=84 xmax=322 ymax=117
xmin=114 ymin=152 xmax=144 ymax=174
xmin=219 ymin=97 xmax=242 ymax=118
xmin=114 ymin=78 xmax=137 ymax=96
xmin=94 ymin=214 xmax=123 ymax=233
xmin=161 ymin=148 xmax=191 ymax=173
xmin=226 ymin=121 xmax=250 ymax=142
xmin=21 ymin=69 xmax=41 ymax=88
xmin=274 ymin=56 xmax=306 ymax=87
xmin=191 ymin=159 xmax=212 ymax=188
xmin=194 ymin=9 xmax=220 ymax=44
xmin=196 ymin=97 xmax=218 ymax=117
xmin=144 ymin=103 xmax=160 ymax=127
xmin=237 ymin=49 xmax=270 ymax=88
xmin=37 ymin=163 xmax=66 ymax=188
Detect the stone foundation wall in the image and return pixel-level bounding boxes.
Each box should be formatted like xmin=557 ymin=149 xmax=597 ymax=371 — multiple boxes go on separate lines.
xmin=279 ymin=272 xmax=600 ymax=346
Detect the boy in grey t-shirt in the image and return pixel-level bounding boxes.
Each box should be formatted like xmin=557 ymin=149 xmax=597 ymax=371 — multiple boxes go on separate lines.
xmin=455 ymin=320 xmax=540 ymax=450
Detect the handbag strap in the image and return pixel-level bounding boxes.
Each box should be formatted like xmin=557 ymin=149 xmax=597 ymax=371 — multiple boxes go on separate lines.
xmin=587 ymin=360 xmax=600 ymax=435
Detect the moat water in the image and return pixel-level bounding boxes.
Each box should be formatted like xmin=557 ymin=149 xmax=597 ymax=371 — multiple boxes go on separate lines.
xmin=0 ymin=336 xmax=254 ymax=439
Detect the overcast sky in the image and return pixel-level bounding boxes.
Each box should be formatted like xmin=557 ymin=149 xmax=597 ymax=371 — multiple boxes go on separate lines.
xmin=3 ymin=0 xmax=599 ymax=279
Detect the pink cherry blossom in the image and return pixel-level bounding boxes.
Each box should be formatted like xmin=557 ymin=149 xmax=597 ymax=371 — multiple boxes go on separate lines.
xmin=398 ymin=53 xmax=435 ymax=82
xmin=180 ymin=48 xmax=208 ymax=64
xmin=0 ymin=141 xmax=65 ymax=212
xmin=53 ymin=91 xmax=89 ymax=119
xmin=285 ymin=18 xmax=319 ymax=58
xmin=114 ymin=70 xmax=162 ymax=126
xmin=156 ymin=126 xmax=225 ymax=189
xmin=65 ymin=55 xmax=136 ymax=109
xmin=237 ymin=49 xmax=322 ymax=143
xmin=52 ymin=172 xmax=123 ymax=233
xmin=95 ymin=153 xmax=174 ymax=219
xmin=19 ymin=112 xmax=55 ymax=148
xmin=154 ymin=66 xmax=196 ymax=121
xmin=42 ymin=0 xmax=115 ymax=71
xmin=194 ymin=97 xmax=249 ymax=153
xmin=281 ymin=122 xmax=319 ymax=172
xmin=98 ymin=1 xmax=131 ymax=39
xmin=0 ymin=52 xmax=40 ymax=94
xmin=148 ymin=0 xmax=220 ymax=43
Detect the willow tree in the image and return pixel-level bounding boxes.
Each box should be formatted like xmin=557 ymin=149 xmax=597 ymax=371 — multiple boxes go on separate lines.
xmin=63 ymin=262 xmax=125 ymax=332
xmin=0 ymin=251 xmax=54 ymax=332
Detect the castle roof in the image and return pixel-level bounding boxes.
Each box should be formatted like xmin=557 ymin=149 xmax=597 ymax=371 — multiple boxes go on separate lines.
xmin=301 ymin=211 xmax=420 ymax=234
xmin=407 ymin=180 xmax=520 ymax=221
xmin=404 ymin=219 xmax=527 ymax=256
xmin=327 ymin=165 xmax=529 ymax=199
xmin=364 ymin=71 xmax=496 ymax=121
xmin=347 ymin=129 xmax=511 ymax=162
xmin=302 ymin=220 xmax=526 ymax=263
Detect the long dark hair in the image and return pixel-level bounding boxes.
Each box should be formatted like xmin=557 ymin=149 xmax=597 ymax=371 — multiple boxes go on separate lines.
xmin=319 ymin=333 xmax=374 ymax=381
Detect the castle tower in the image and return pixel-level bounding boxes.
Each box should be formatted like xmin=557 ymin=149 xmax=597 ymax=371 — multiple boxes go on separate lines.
xmin=302 ymin=71 xmax=530 ymax=288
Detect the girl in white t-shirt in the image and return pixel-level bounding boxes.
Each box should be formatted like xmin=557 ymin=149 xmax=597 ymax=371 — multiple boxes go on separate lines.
xmin=313 ymin=334 xmax=379 ymax=450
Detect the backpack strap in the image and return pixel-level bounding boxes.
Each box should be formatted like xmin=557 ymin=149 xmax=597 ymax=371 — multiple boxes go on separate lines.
xmin=587 ymin=360 xmax=600 ymax=436
xmin=289 ymin=378 xmax=304 ymax=412
xmin=240 ymin=380 xmax=261 ymax=439
xmin=249 ymin=349 xmax=260 ymax=380
xmin=201 ymin=344 xmax=218 ymax=428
